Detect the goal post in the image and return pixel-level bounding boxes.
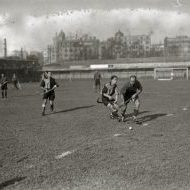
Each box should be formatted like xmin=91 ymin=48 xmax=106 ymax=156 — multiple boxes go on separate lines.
xmin=154 ymin=67 xmax=189 ymax=80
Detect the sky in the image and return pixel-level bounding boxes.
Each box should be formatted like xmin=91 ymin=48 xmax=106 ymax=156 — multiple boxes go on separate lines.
xmin=0 ymin=0 xmax=189 ymax=55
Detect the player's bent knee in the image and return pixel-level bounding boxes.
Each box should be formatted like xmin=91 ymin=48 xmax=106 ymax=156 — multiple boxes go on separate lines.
xmin=113 ymin=103 xmax=119 ymax=110
xmin=107 ymin=103 xmax=116 ymax=112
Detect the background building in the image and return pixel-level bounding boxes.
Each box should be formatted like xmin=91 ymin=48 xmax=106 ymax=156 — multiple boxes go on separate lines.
xmin=99 ymin=31 xmax=151 ymax=59
xmin=12 ymin=49 xmax=28 ymax=60
xmin=51 ymin=31 xmax=99 ymax=64
xmin=164 ymin=36 xmax=190 ymax=56
xmin=150 ymin=43 xmax=164 ymax=57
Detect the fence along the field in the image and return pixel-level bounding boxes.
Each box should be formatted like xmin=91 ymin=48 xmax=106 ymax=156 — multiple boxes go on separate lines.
xmin=43 ymin=62 xmax=190 ymax=79
xmin=52 ymin=69 xmax=154 ymax=79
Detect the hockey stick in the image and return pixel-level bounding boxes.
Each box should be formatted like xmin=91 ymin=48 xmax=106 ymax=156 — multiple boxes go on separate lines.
xmin=0 ymin=81 xmax=8 ymax=87
xmin=41 ymin=86 xmax=57 ymax=95
xmin=96 ymin=97 xmax=115 ymax=104
xmin=2 ymin=81 xmax=8 ymax=85
xmin=118 ymin=97 xmax=132 ymax=108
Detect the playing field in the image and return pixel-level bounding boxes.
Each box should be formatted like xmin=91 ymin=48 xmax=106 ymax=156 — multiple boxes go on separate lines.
xmin=1 ymin=79 xmax=190 ymax=190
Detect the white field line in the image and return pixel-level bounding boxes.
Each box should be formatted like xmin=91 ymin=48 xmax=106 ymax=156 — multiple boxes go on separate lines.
xmin=142 ymin=123 xmax=149 ymax=127
xmin=166 ymin=113 xmax=174 ymax=117
xmin=114 ymin=134 xmax=122 ymax=137
xmin=55 ymin=150 xmax=75 ymax=159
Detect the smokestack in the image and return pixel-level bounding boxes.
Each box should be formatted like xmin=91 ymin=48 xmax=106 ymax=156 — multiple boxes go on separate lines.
xmin=3 ymin=38 xmax=7 ymax=58
xmin=20 ymin=48 xmax=23 ymax=59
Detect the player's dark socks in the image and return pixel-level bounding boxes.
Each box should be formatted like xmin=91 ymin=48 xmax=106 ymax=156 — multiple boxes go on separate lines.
xmin=42 ymin=107 xmax=45 ymax=116
xmin=110 ymin=111 xmax=118 ymax=119
xmin=112 ymin=110 xmax=118 ymax=116
xmin=134 ymin=109 xmax=139 ymax=117
xmin=50 ymin=104 xmax=54 ymax=112
xmin=121 ymin=112 xmax=126 ymax=117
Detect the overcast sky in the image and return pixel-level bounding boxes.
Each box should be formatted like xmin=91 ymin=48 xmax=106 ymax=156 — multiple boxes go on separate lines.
xmin=0 ymin=0 xmax=189 ymax=55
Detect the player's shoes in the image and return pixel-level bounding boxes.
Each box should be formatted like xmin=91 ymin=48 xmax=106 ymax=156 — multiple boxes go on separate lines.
xmin=110 ymin=112 xmax=118 ymax=119
xmin=132 ymin=116 xmax=142 ymax=124
xmin=132 ymin=115 xmax=137 ymax=121
xmin=110 ymin=113 xmax=115 ymax=119
xmin=110 ymin=112 xmax=122 ymax=122
xmin=117 ymin=116 xmax=122 ymax=122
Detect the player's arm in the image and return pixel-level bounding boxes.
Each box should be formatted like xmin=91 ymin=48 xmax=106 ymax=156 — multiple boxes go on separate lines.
xmin=102 ymin=86 xmax=112 ymax=100
xmin=136 ymin=82 xmax=143 ymax=95
xmin=40 ymin=80 xmax=46 ymax=91
xmin=120 ymin=84 xmax=127 ymax=104
xmin=2 ymin=78 xmax=8 ymax=85
xmin=120 ymin=93 xmax=125 ymax=104
xmin=54 ymin=79 xmax=59 ymax=88
xmin=114 ymin=87 xmax=120 ymax=103
xmin=132 ymin=82 xmax=143 ymax=99
xmin=5 ymin=78 xmax=8 ymax=83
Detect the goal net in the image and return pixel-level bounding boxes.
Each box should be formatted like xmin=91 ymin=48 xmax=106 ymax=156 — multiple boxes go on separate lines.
xmin=154 ymin=67 xmax=189 ymax=80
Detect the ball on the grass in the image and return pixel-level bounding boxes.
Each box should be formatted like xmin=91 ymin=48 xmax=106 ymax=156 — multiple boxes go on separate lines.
xmin=129 ymin=126 xmax=133 ymax=130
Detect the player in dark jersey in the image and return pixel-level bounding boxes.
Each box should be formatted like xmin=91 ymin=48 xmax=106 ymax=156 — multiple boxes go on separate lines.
xmin=94 ymin=70 xmax=102 ymax=102
xmin=94 ymin=70 xmax=101 ymax=92
xmin=40 ymin=71 xmax=59 ymax=116
xmin=12 ymin=73 xmax=19 ymax=89
xmin=0 ymin=73 xmax=8 ymax=99
xmin=101 ymin=75 xmax=121 ymax=120
xmin=120 ymin=75 xmax=143 ymax=121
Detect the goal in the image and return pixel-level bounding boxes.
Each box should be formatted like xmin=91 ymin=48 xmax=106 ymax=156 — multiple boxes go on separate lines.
xmin=154 ymin=67 xmax=189 ymax=80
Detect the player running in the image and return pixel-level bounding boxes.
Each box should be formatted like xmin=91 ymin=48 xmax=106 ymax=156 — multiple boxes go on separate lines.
xmin=40 ymin=71 xmax=59 ymax=116
xmin=120 ymin=75 xmax=143 ymax=122
xmin=0 ymin=73 xmax=8 ymax=99
xmin=101 ymin=75 xmax=121 ymax=121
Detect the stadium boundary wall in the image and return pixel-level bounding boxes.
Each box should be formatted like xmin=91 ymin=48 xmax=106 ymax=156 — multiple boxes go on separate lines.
xmin=42 ymin=62 xmax=190 ymax=80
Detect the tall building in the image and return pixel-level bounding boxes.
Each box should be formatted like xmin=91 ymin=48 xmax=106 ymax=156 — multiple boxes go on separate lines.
xmin=101 ymin=30 xmax=151 ymax=59
xmin=150 ymin=43 xmax=164 ymax=57
xmin=113 ymin=30 xmax=126 ymax=59
xmin=52 ymin=31 xmax=99 ymax=64
xmin=164 ymin=36 xmax=190 ymax=56
xmin=47 ymin=30 xmax=152 ymax=64
xmin=60 ymin=38 xmax=83 ymax=62
xmin=43 ymin=49 xmax=49 ymax=65
xmin=30 ymin=51 xmax=44 ymax=65
xmin=53 ymin=30 xmax=66 ymax=63
xmin=126 ymin=35 xmax=151 ymax=58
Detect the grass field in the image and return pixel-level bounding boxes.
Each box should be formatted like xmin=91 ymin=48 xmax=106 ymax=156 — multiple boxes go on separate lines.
xmin=1 ymin=79 xmax=190 ymax=190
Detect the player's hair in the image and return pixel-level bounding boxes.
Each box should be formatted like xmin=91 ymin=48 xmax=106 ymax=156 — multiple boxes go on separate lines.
xmin=130 ymin=75 xmax=137 ymax=80
xmin=111 ymin=75 xmax=118 ymax=80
